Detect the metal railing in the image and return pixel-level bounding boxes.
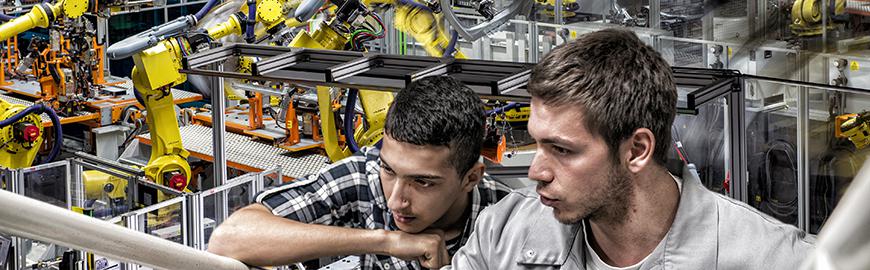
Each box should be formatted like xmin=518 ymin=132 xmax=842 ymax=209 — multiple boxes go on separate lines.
xmin=0 ymin=188 xmax=250 ymax=270
xmin=1 ymin=159 xmax=283 ymax=269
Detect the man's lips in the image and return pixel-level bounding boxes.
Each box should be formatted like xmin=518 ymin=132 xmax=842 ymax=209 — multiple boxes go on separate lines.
xmin=393 ymin=212 xmax=416 ymax=224
xmin=540 ymin=195 xmax=559 ymax=207
xmin=537 ymin=188 xmax=560 ymax=207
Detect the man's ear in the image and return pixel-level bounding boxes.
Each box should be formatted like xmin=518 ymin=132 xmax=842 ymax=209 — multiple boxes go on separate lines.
xmin=623 ymin=128 xmax=656 ymax=174
xmin=461 ymin=162 xmax=485 ymax=192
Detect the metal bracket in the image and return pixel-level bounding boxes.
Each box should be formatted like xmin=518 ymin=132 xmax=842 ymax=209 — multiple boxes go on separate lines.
xmin=673 ymin=67 xmax=743 ymax=114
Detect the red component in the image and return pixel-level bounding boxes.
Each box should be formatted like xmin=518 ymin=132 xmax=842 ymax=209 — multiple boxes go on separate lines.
xmin=166 ymin=172 xmax=187 ymax=191
xmin=723 ymin=171 xmax=731 ymax=193
xmin=14 ymin=123 xmax=40 ymax=143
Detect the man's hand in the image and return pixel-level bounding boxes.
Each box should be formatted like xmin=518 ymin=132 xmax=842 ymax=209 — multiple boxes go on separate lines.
xmin=383 ymin=229 xmax=450 ymax=269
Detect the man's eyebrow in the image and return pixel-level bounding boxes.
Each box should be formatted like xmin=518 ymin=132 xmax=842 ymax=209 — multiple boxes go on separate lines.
xmin=380 ymin=157 xmax=443 ymax=181
xmin=406 ymin=174 xmax=443 ymax=181
xmin=538 ymin=136 xmax=574 ymax=146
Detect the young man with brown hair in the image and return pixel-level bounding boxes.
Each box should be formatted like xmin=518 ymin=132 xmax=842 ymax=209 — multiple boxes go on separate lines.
xmin=208 ymin=76 xmax=511 ymax=269
xmin=446 ymin=28 xmax=815 ymax=269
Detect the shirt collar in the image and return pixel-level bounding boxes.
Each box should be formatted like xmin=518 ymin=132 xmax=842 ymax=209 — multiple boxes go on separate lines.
xmin=655 ymin=164 xmax=719 ymax=269
xmin=514 ymin=165 xmax=717 ymax=268
xmin=516 ymin=199 xmax=581 ymax=266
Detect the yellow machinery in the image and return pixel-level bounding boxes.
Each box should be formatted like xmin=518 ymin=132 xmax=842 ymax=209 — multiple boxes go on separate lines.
xmin=105 ymin=0 xmax=472 ymax=190
xmin=0 ymin=1 xmax=70 ymax=41
xmin=288 ymin=0 xmax=466 ymax=160
xmin=127 ymin=14 xmax=245 ymax=191
xmin=836 ymin=111 xmax=870 ymax=150
xmin=0 ymin=99 xmax=43 ymax=169
xmin=0 ymin=99 xmax=62 ymax=169
xmin=791 ymin=0 xmax=847 ymax=36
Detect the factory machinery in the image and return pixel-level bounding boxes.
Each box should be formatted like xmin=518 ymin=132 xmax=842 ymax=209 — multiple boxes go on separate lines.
xmin=0 ymin=0 xmax=868 ymax=268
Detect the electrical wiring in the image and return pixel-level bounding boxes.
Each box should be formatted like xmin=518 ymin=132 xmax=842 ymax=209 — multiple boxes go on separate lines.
xmin=350 ymin=12 xmax=386 ymax=50
xmin=761 ymin=140 xmax=798 ymax=219
xmin=267 ymin=107 xmax=287 ymax=129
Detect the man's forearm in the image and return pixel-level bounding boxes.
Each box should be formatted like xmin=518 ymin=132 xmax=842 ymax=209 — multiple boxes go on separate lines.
xmin=207 ymin=204 xmax=390 ymax=266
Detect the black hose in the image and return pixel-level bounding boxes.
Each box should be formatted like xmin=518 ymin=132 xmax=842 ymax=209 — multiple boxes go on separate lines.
xmin=344 ymin=89 xmax=360 ymax=153
xmin=0 ymin=103 xmax=63 ymax=163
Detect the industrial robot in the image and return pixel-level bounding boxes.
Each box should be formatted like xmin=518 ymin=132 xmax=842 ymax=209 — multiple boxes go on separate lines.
xmin=836 ymin=111 xmax=870 ymax=150
xmin=790 ymin=0 xmax=848 ymax=36
xmin=0 ymin=99 xmax=62 ymax=169
xmin=103 ymin=0 xmax=487 ymax=190
xmin=0 ymin=0 xmax=74 ymax=167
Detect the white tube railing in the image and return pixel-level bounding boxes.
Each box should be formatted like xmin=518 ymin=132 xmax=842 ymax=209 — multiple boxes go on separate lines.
xmin=0 ymin=189 xmax=250 ymax=270
xmin=801 ymin=157 xmax=870 ymax=270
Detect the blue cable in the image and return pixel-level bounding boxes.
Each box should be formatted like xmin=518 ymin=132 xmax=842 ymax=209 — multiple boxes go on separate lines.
xmin=485 ymin=102 xmax=525 ymax=115
xmin=344 ymin=89 xmax=360 ymax=153
xmin=443 ymin=30 xmax=458 ymax=57
xmin=194 ymin=0 xmax=221 ymax=20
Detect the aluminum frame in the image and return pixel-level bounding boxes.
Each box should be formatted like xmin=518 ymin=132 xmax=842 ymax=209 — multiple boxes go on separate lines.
xmin=181 ymin=44 xmax=536 ymax=101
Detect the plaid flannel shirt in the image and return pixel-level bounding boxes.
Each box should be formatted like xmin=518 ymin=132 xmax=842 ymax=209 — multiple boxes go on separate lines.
xmin=255 ymin=147 xmax=512 ymax=270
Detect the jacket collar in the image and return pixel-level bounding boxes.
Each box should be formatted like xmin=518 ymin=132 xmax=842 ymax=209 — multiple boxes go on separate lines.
xmin=516 ymin=196 xmax=581 ymax=266
xmin=646 ymin=165 xmax=720 ymax=269
xmin=515 ymin=165 xmax=720 ymax=269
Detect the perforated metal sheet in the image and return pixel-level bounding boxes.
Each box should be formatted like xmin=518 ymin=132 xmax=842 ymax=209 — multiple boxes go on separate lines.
xmin=170 ymin=89 xmax=201 ymax=101
xmin=140 ymin=125 xmax=329 ymax=179
xmin=104 ymin=76 xmax=135 ymax=90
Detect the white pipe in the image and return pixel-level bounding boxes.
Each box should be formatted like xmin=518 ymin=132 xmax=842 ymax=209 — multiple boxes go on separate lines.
xmin=0 ymin=189 xmax=249 ymax=270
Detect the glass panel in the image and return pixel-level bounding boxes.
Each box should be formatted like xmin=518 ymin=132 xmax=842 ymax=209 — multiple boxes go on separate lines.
xmin=661 ymin=0 xmax=706 ymax=38
xmin=745 ymin=79 xmax=800 ymax=227
xmin=1 ymin=169 xmax=11 ymax=191
xmin=666 ymin=38 xmax=706 ymax=68
xmin=21 ymin=163 xmax=69 ymax=208
xmin=671 ymin=96 xmax=728 ymax=193
xmin=201 ymin=190 xmax=223 ymax=248
xmin=201 ymin=173 xmax=256 ymax=247
xmin=807 ymin=87 xmax=868 ymax=234
xmin=262 ymin=169 xmax=284 ymax=189
xmin=227 ymin=184 xmax=252 ymax=217
xmin=537 ymin=25 xmax=560 ymax=58
xmin=144 ymin=199 xmax=187 ymax=245
xmin=19 ymin=239 xmax=68 ymax=269
xmin=82 ymin=172 xmax=132 ymax=220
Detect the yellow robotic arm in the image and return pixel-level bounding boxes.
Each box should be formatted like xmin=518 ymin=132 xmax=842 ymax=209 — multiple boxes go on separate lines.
xmin=128 ymin=14 xmax=243 ymax=191
xmin=0 ymin=0 xmax=89 ymax=41
xmin=791 ymin=0 xmax=846 ymax=36
xmin=836 ymin=112 xmax=870 ymax=150
xmin=391 ymin=4 xmax=465 ymax=58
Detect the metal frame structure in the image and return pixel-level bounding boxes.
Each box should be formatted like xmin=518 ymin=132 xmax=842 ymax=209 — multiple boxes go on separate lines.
xmin=182 ymin=43 xmax=536 ymax=101
xmin=670 ymin=67 xmax=748 ymax=201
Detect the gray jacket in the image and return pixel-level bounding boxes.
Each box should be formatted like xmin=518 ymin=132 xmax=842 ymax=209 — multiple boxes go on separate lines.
xmin=445 ymin=167 xmax=815 ymax=269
